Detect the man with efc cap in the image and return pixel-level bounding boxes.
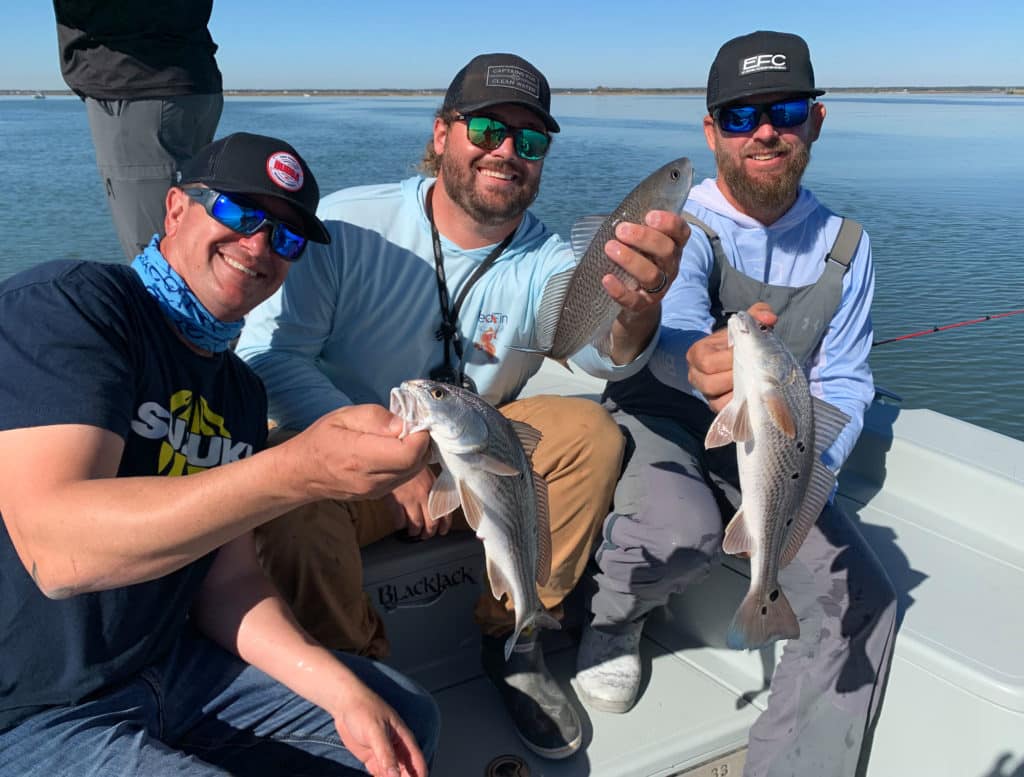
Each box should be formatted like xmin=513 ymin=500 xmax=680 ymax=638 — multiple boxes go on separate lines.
xmin=0 ymin=132 xmax=440 ymax=776
xmin=236 ymin=53 xmax=690 ymax=759
xmin=578 ymin=31 xmax=897 ymax=775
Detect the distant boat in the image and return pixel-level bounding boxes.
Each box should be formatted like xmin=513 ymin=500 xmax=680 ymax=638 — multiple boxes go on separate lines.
xmin=32 ymin=91 xmax=45 ymax=99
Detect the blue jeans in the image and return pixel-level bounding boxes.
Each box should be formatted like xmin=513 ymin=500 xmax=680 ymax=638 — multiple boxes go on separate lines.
xmin=0 ymin=626 xmax=440 ymax=776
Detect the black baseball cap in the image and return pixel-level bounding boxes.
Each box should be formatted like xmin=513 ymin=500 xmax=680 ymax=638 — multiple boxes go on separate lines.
xmin=706 ymin=31 xmax=825 ymax=112
xmin=176 ymin=132 xmax=330 ymax=244
xmin=443 ymin=53 xmax=560 ymax=133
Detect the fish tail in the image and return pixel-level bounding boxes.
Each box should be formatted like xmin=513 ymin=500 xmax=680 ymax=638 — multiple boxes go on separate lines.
xmin=726 ymin=586 xmax=800 ymax=650
xmin=503 ymin=609 xmax=562 ymax=660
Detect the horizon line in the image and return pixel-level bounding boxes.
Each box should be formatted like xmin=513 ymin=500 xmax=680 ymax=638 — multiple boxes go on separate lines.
xmin=5 ymin=86 xmax=1022 ymax=96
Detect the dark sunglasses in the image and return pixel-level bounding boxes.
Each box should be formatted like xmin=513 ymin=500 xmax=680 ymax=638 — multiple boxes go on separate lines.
xmin=455 ymin=113 xmax=551 ymax=161
xmin=715 ymin=98 xmax=811 ymax=134
xmin=182 ymin=187 xmax=308 ymax=260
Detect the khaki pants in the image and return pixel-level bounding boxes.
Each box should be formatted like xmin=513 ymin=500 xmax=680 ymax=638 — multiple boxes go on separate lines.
xmin=254 ymin=395 xmax=624 ymax=658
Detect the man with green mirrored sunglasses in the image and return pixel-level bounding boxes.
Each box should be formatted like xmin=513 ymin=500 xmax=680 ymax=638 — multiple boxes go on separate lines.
xmin=237 ymin=51 xmax=692 ymax=761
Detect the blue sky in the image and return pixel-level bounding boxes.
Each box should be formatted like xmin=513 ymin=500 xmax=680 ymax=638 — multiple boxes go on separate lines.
xmin=5 ymin=1 xmax=1022 ymax=90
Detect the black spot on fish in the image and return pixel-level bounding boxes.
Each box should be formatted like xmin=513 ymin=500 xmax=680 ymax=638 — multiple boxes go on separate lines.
xmin=786 ymin=518 xmax=793 ymax=526
xmin=769 ymin=589 xmax=780 ymax=602
xmin=791 ymin=472 xmax=800 ymax=479
xmin=761 ymin=606 xmax=768 ymax=615
xmin=796 ymin=441 xmax=806 ymax=452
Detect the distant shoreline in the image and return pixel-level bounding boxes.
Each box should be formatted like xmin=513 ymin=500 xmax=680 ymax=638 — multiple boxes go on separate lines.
xmin=5 ymin=86 xmax=1023 ymax=98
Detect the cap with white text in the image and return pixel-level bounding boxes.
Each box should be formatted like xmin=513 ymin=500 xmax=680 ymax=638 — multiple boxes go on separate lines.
xmin=706 ymin=31 xmax=825 ymax=112
xmin=176 ymin=132 xmax=330 ymax=244
xmin=443 ymin=53 xmax=560 ymax=133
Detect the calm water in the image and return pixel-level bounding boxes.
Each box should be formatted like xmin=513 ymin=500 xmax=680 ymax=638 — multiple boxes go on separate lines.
xmin=1 ymin=94 xmax=1022 ymax=441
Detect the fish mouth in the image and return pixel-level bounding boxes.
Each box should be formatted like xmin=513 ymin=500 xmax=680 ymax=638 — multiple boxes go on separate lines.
xmin=729 ymin=311 xmax=751 ymax=345
xmin=389 ymin=382 xmax=435 ymax=439
xmin=388 ymin=387 xmax=417 ymax=438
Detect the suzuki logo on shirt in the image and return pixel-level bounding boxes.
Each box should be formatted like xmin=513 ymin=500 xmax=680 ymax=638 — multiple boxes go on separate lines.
xmin=740 ymin=54 xmax=788 ymax=75
xmin=131 ymin=389 xmax=253 ymax=476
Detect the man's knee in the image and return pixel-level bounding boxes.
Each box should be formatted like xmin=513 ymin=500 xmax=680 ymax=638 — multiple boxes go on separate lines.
xmin=557 ymin=397 xmax=625 ymax=476
xmin=502 ymin=395 xmax=625 ymax=484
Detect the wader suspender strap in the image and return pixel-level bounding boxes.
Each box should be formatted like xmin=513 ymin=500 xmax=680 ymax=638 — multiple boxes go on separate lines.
xmin=682 ymin=211 xmax=863 ymax=328
xmin=682 ymin=213 xmax=728 ymax=326
xmin=825 ymin=217 xmax=862 ymax=269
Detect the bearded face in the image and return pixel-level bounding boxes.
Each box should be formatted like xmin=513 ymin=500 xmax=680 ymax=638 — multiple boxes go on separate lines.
xmin=437 ymin=140 xmax=541 ymax=227
xmin=705 ymin=97 xmax=823 ymax=223
xmin=433 ymin=106 xmax=546 ymax=229
xmin=713 ymin=134 xmax=811 ymax=217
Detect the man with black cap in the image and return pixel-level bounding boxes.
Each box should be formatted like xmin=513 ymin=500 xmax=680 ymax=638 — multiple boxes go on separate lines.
xmin=0 ymin=132 xmax=439 ymax=776
xmin=236 ymin=53 xmax=689 ymax=759
xmin=577 ymin=32 xmax=897 ymax=775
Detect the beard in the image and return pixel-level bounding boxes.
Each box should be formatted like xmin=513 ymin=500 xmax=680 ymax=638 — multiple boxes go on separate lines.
xmin=438 ymin=151 xmax=541 ymax=227
xmin=715 ymin=139 xmax=811 ymax=217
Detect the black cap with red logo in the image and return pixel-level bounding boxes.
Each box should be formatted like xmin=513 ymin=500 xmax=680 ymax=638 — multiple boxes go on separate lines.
xmin=176 ymin=132 xmax=330 ymax=244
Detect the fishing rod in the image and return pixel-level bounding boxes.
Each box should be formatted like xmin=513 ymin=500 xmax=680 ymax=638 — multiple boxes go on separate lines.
xmin=872 ymin=308 xmax=1024 ymax=347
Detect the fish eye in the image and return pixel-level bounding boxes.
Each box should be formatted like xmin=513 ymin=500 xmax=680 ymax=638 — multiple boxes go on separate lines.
xmin=670 ymin=169 xmax=680 ymax=180
xmin=758 ymin=323 xmax=769 ymax=331
xmin=431 ymin=387 xmax=447 ymax=400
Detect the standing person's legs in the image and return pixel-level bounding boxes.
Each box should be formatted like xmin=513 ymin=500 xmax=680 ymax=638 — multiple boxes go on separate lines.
xmin=578 ymin=409 xmax=728 ymax=712
xmin=0 ymin=626 xmax=441 ymax=777
xmin=85 ymin=93 xmax=223 ymax=259
xmin=743 ymin=503 xmax=897 ymax=777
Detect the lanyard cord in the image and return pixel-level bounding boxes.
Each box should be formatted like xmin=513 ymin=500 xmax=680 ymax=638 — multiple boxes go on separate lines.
xmin=426 ymin=199 xmax=515 ymax=376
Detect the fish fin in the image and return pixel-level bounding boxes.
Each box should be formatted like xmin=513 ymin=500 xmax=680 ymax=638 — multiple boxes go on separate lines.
xmin=486 ymin=555 xmax=513 ymax=603
xmin=810 ymin=397 xmax=851 ymax=458
xmin=763 ymin=386 xmax=797 ymax=439
xmin=457 ymin=481 xmax=485 ymax=532
xmin=722 ymin=507 xmax=755 ymax=556
xmin=570 ymin=215 xmax=609 ymax=259
xmin=780 ymin=459 xmax=836 ymax=566
xmin=466 ymin=452 xmax=521 ymax=477
xmin=588 ymin=314 xmax=619 ymax=359
xmin=704 ymin=397 xmax=751 ymax=448
xmin=426 ymin=468 xmax=461 ymax=521
xmin=509 ymin=420 xmax=543 ymax=461
xmin=504 ymin=610 xmax=561 ymax=660
xmin=533 ymin=267 xmax=575 ymax=352
xmin=726 ymin=586 xmax=800 ymax=650
xmin=533 ymin=471 xmax=552 ymax=587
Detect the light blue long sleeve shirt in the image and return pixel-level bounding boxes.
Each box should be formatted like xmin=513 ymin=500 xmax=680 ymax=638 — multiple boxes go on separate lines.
xmin=236 ymin=176 xmax=656 ymax=430
xmin=647 ymin=179 xmax=875 ymax=470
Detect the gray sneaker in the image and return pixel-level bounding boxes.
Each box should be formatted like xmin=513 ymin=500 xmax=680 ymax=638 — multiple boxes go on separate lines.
xmin=575 ymin=620 xmax=644 ymax=713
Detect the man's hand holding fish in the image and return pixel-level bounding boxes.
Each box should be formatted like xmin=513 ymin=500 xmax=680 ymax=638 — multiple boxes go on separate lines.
xmin=277 ymin=404 xmax=432 ymax=503
xmin=385 ymin=467 xmax=454 ymax=539
xmin=686 ymin=301 xmax=778 ymax=411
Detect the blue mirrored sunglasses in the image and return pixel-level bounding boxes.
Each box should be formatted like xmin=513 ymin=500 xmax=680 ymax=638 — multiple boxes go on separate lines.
xmin=455 ymin=113 xmax=551 ymax=161
xmin=182 ymin=187 xmax=308 ymax=260
xmin=715 ymin=98 xmax=811 ymax=134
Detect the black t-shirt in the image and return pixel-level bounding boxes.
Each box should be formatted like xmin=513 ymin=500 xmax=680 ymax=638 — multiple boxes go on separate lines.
xmin=0 ymin=260 xmax=267 ymax=732
xmin=54 ymin=0 xmax=222 ymax=99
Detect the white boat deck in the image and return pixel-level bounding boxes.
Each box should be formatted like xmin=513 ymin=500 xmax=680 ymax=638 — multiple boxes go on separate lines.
xmin=362 ymin=363 xmax=1024 ymax=776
